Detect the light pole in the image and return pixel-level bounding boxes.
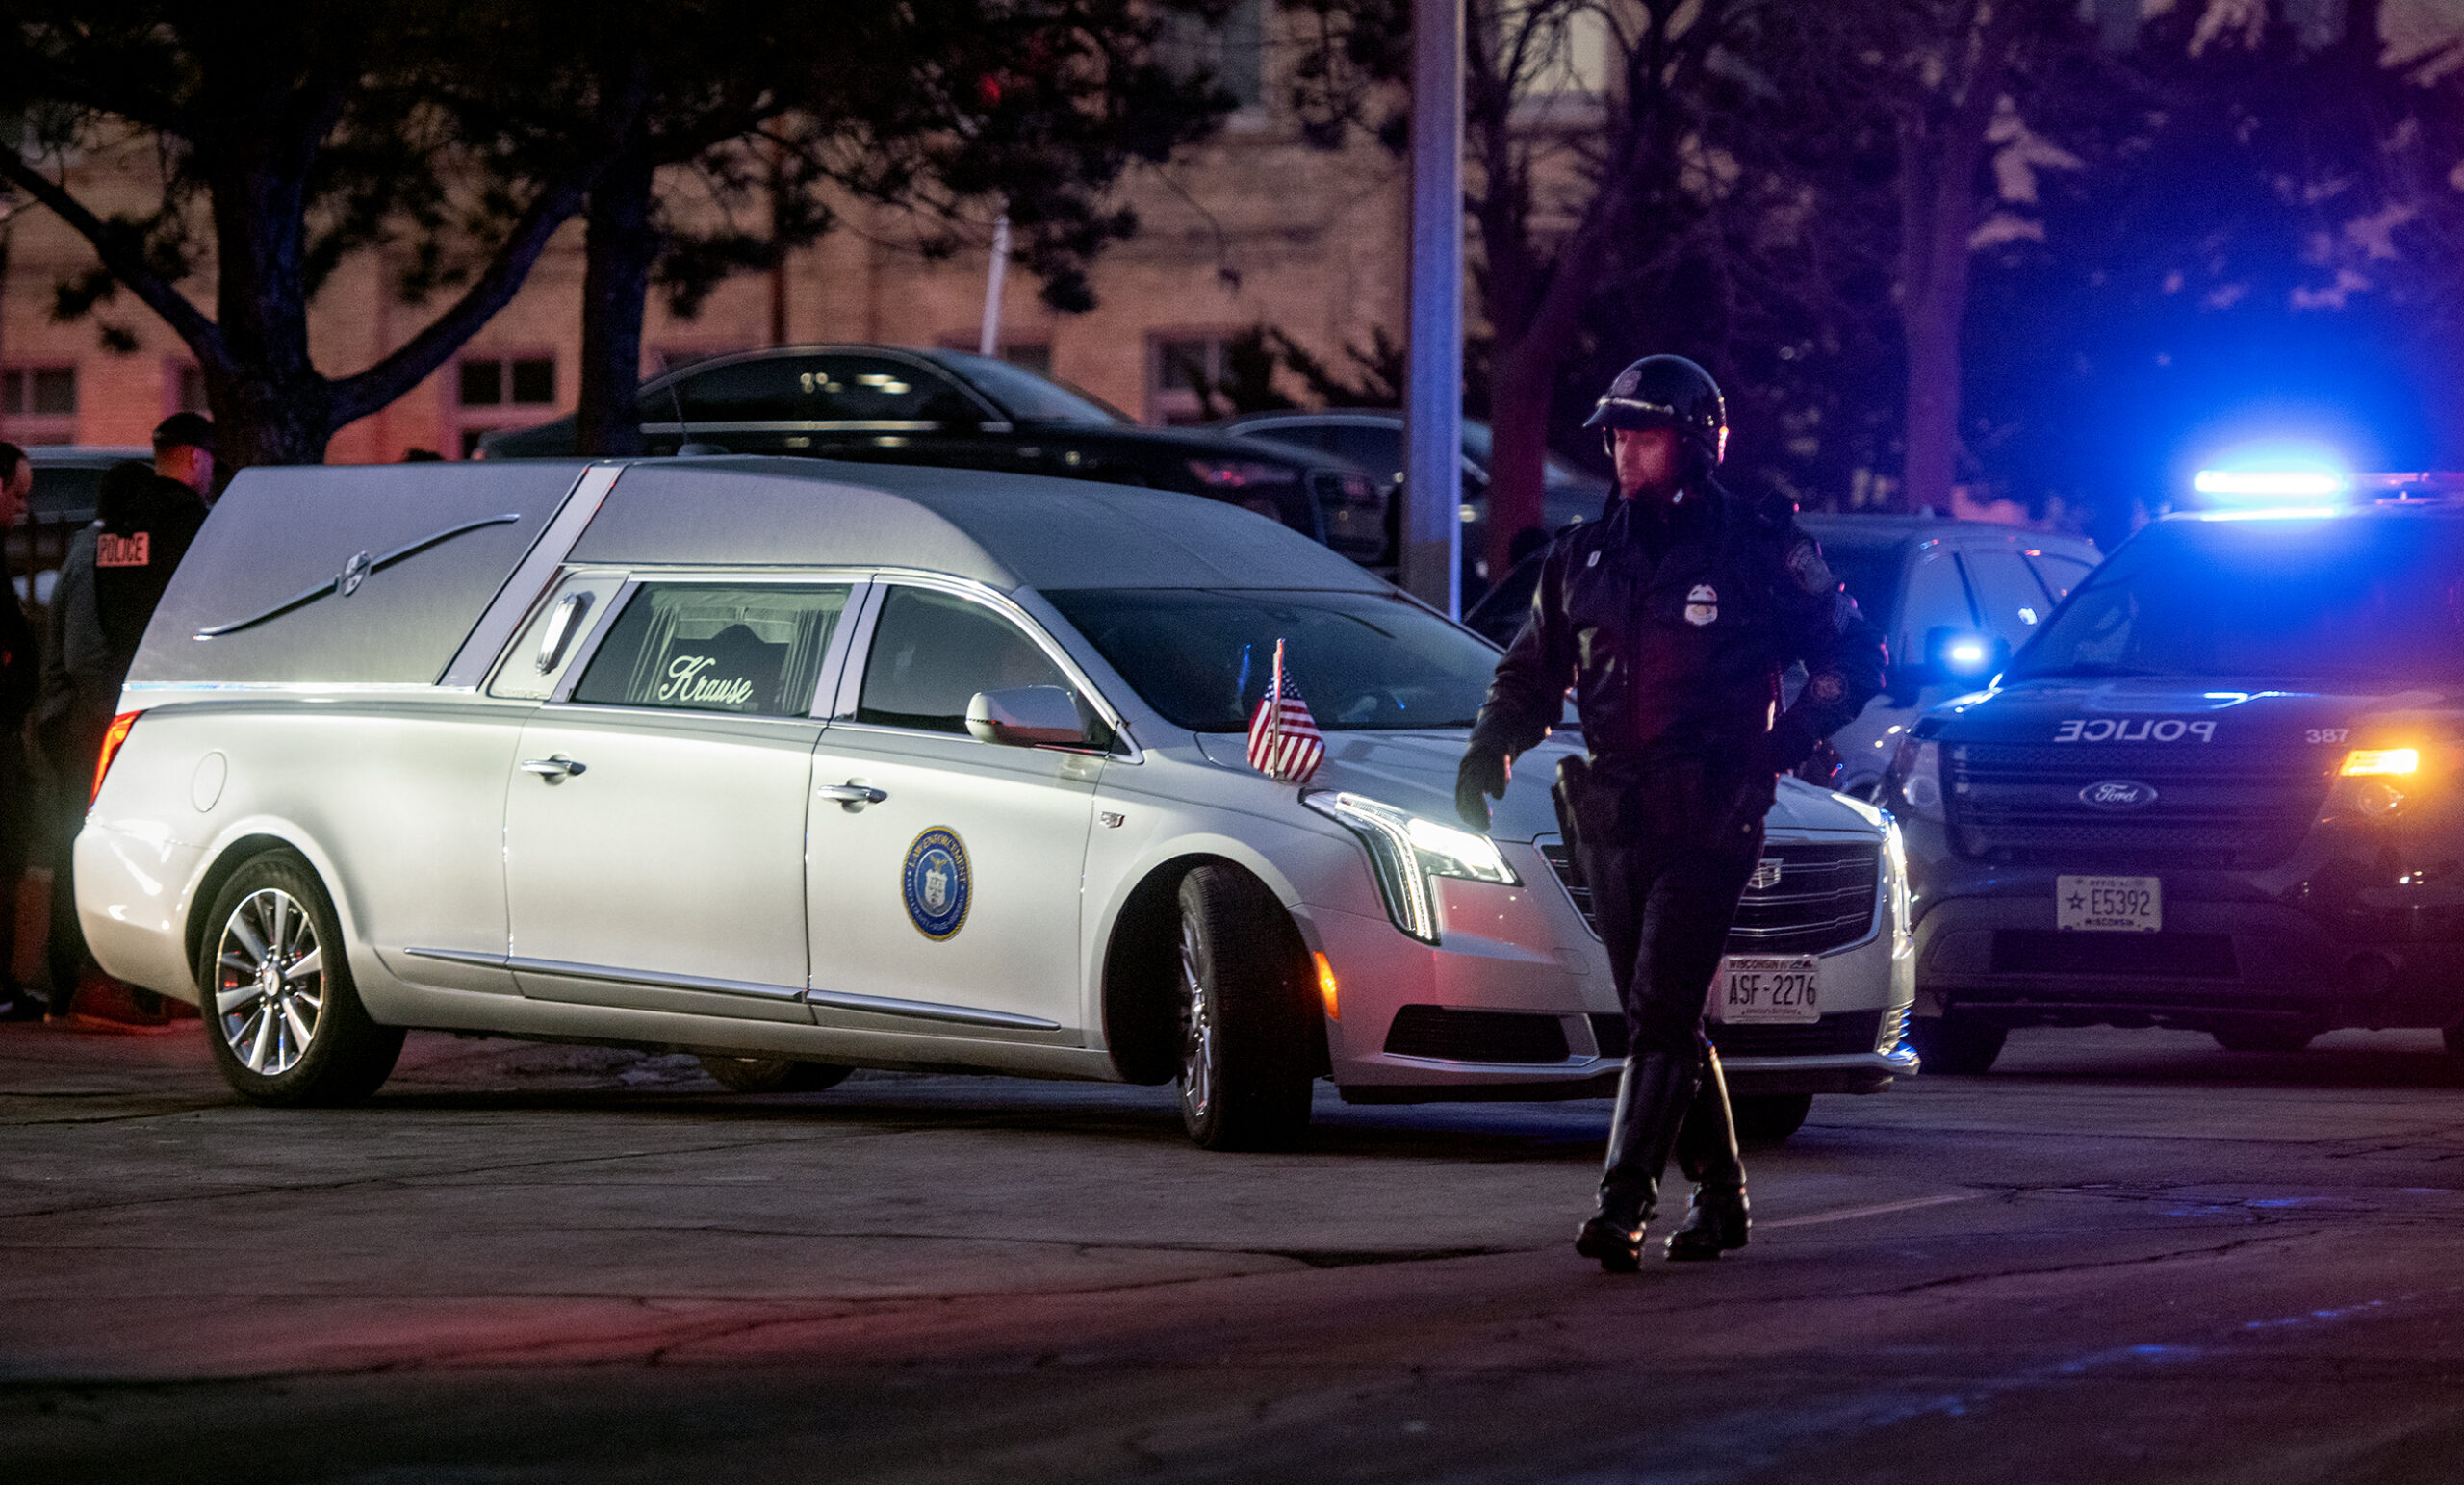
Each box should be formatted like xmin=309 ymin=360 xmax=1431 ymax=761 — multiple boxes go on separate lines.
xmin=1400 ymin=0 xmax=1464 ymax=618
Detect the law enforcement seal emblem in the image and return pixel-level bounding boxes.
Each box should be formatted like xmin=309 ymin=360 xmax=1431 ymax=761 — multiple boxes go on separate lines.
xmin=902 ymin=828 xmax=972 ymax=941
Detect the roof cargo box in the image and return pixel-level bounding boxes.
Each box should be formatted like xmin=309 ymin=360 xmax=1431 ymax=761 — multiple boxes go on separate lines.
xmin=130 ymin=463 xmax=596 ymax=688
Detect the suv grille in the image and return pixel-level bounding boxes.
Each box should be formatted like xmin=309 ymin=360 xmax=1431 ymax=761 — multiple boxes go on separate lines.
xmin=1539 ymin=840 xmax=1881 ymax=957
xmin=1945 ymin=741 xmax=2329 ymax=869
xmin=1590 ymin=1009 xmax=1886 ymax=1059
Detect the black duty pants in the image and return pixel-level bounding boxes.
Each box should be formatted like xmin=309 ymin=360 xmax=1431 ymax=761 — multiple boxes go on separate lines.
xmin=1575 ymin=818 xmax=1766 ymax=1063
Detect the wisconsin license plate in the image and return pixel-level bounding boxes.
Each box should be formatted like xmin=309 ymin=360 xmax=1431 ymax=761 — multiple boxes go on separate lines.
xmin=2058 ymin=875 xmax=2161 ymax=933
xmin=1715 ymin=955 xmax=1820 ymax=1024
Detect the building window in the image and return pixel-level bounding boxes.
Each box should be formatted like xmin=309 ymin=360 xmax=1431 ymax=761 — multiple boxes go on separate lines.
xmin=1147 ymin=334 xmax=1239 ymax=426
xmin=1160 ymin=0 xmax=1264 ymax=110
xmin=0 ymin=365 xmax=79 ymax=445
xmin=451 ymin=354 xmax=557 ymax=457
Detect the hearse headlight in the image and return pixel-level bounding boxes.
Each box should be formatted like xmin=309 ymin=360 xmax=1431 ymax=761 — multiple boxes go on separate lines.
xmin=1302 ymin=790 xmax=1520 ymax=944
xmin=1886 ymin=736 xmax=1946 ymax=823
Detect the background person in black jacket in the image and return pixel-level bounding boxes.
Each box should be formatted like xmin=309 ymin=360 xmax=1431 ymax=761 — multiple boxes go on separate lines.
xmin=0 ymin=444 xmax=39 ymax=1019
xmin=34 ymin=457 xmax=206 ymax=1022
xmin=1456 ymin=356 xmax=1887 ymax=1272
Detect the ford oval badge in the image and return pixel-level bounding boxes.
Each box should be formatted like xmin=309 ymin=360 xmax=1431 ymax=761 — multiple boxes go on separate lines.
xmin=2079 ymin=779 xmax=2159 ymax=811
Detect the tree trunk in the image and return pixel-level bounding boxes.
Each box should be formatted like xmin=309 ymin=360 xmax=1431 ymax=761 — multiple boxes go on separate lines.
xmin=577 ymin=151 xmax=658 ymax=458
xmin=1899 ymin=142 xmax=1977 ymax=516
xmin=1483 ymin=345 xmax=1556 ymax=577
xmin=206 ymin=152 xmax=337 ymax=467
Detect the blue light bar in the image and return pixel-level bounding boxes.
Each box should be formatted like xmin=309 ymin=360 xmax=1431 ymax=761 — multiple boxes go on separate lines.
xmin=2194 ymin=469 xmax=2348 ymax=499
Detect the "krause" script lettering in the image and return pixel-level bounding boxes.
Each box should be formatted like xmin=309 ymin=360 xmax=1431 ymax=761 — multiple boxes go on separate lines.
xmin=2054 ymin=718 xmax=2214 ymax=743
xmin=655 ymin=655 xmax=756 ymax=707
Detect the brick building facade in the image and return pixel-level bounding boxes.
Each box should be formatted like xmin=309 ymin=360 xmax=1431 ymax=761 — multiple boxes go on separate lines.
xmin=0 ymin=14 xmax=1410 ymax=462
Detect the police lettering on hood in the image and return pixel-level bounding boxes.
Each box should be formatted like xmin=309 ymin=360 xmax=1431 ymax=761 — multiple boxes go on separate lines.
xmin=1457 ymin=354 xmax=1887 ymax=1273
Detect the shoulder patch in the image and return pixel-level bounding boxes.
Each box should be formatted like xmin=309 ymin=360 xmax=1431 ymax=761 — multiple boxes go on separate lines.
xmin=1785 ymin=538 xmax=1833 ymax=597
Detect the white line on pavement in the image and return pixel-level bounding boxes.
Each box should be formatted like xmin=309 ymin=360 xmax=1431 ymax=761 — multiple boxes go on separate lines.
xmin=1758 ymin=1192 xmax=1985 ymax=1230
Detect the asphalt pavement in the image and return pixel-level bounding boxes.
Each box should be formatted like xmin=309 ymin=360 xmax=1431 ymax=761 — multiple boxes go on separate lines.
xmin=5 ymin=1019 xmax=2463 ymax=1483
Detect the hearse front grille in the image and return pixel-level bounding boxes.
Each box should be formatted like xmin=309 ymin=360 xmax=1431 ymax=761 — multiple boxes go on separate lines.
xmin=1384 ymin=1006 xmax=1570 ymax=1063
xmin=1589 ymin=1009 xmax=1887 ymax=1060
xmin=1539 ymin=839 xmax=1881 ymax=957
xmin=1945 ymin=741 xmax=2328 ymax=870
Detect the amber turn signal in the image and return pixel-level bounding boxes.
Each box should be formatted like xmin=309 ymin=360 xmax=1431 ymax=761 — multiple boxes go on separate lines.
xmin=2341 ymin=748 xmax=2419 ymax=777
xmin=1313 ymin=952 xmax=1340 ymax=1021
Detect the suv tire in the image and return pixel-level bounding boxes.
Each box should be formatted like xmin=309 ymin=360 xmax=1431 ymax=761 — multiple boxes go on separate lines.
xmin=1909 ymin=1012 xmax=2007 ymax=1076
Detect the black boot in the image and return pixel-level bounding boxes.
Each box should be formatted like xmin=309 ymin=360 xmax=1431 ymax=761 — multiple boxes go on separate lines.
xmin=1665 ymin=1044 xmax=1750 ymax=1261
xmin=1575 ymin=1051 xmax=1698 ymax=1272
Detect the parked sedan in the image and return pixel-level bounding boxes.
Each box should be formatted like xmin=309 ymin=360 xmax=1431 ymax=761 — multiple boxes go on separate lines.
xmin=82 ymin=456 xmax=1914 ymax=1147
xmin=1213 ymin=408 xmax=1610 ymax=583
xmin=479 ymin=345 xmax=1391 ymax=569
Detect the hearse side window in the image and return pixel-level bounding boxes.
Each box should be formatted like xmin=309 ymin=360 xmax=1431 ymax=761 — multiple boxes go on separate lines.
xmin=855 ymin=587 xmax=1072 ymax=734
xmin=571 ymin=583 xmax=851 ymax=717
xmin=672 ymin=355 xmax=980 ymax=424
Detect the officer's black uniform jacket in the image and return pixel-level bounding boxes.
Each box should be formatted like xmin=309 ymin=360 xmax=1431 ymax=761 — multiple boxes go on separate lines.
xmin=1468 ymin=479 xmax=1886 ymax=837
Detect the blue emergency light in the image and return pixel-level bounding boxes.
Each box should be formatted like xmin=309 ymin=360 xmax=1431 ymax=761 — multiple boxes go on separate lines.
xmin=2193 ymin=469 xmax=2347 ymax=499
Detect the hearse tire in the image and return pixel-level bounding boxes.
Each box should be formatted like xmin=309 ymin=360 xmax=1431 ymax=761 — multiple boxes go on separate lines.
xmin=1174 ymin=865 xmax=1315 ymax=1151
xmin=1732 ymin=1093 xmax=1812 ymax=1144
xmin=198 ymin=851 xmax=403 ymax=1107
xmin=2211 ymin=1023 xmax=2316 ymax=1054
xmin=699 ymin=1056 xmax=853 ymax=1093
xmin=1909 ymin=1012 xmax=2007 ymax=1076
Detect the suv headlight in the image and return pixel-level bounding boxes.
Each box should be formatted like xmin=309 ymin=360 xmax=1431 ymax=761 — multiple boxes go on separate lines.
xmin=1886 ymin=736 xmax=1945 ymax=823
xmin=1302 ymin=790 xmax=1521 ymax=943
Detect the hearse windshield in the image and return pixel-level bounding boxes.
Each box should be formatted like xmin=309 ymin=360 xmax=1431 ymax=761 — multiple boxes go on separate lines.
xmin=1046 ymin=588 xmax=1499 ymax=731
xmin=2009 ymin=515 xmax=2464 ymax=685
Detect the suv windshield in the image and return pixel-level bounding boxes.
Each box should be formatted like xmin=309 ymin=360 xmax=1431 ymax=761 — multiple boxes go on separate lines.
xmin=1046 ymin=588 xmax=1499 ymax=731
xmin=2011 ymin=515 xmax=2464 ymax=685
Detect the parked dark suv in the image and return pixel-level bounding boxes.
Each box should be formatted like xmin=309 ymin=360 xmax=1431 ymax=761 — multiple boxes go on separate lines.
xmin=479 ymin=346 xmax=1388 ymax=568
xmin=1881 ymin=484 xmax=2464 ymax=1072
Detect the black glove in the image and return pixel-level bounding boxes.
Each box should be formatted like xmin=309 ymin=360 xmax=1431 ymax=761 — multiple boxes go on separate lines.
xmin=1761 ymin=714 xmax=1821 ymax=777
xmin=1456 ymin=747 xmax=1510 ymax=832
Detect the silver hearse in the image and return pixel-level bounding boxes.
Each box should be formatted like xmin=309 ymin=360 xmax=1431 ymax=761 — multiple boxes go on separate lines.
xmin=80 ymin=458 xmax=1915 ymax=1147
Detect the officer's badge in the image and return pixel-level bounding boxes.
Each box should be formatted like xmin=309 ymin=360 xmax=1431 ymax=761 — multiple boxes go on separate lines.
xmin=1787 ymin=540 xmax=1835 ymax=597
xmin=1809 ymin=670 xmax=1847 ymax=704
xmin=1685 ymin=583 xmax=1718 ymax=627
xmin=1611 ymin=366 xmax=1640 ymax=397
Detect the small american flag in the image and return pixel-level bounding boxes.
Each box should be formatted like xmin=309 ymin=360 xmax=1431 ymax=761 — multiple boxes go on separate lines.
xmin=1246 ymin=638 xmax=1324 ymax=783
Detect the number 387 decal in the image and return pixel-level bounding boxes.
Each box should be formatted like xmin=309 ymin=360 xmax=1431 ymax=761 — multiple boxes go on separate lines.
xmin=2306 ymin=728 xmax=2350 ymax=745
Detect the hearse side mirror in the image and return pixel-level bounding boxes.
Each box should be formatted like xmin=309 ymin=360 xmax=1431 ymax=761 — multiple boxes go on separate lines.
xmin=965 ymin=685 xmax=1105 ymax=751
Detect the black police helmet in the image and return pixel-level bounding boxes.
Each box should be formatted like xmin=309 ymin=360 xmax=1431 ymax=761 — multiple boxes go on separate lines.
xmin=1582 ymin=354 xmax=1727 ymax=467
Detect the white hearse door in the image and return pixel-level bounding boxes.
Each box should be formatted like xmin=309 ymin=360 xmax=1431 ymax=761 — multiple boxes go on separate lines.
xmin=502 ymin=578 xmax=859 ymax=1021
xmin=802 ymin=582 xmax=1099 ymax=1037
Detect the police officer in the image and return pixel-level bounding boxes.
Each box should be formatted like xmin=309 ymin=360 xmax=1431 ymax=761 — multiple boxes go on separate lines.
xmin=35 ymin=457 xmax=206 ymax=1020
xmin=1456 ymin=356 xmax=1886 ymax=1271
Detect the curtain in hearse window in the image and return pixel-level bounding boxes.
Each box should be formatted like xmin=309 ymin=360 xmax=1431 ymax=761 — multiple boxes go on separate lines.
xmin=572 ymin=584 xmax=850 ymax=717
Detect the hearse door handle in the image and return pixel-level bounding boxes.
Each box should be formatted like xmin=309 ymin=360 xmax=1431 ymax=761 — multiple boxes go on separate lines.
xmin=520 ymin=756 xmax=587 ymax=780
xmin=816 ymin=782 xmax=887 ymax=808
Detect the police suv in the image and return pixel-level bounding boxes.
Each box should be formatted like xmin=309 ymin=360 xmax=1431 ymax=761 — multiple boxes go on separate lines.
xmin=1884 ymin=476 xmax=2464 ymax=1071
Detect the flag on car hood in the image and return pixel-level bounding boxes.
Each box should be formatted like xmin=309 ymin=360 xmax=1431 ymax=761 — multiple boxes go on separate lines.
xmin=1246 ymin=638 xmax=1323 ymax=783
